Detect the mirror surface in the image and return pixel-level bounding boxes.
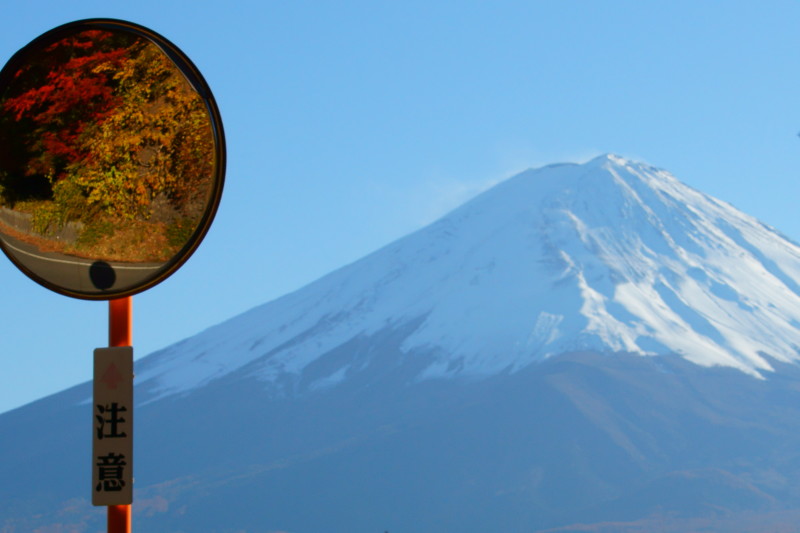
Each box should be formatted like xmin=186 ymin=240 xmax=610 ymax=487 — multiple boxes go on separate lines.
xmin=0 ymin=20 xmax=224 ymax=299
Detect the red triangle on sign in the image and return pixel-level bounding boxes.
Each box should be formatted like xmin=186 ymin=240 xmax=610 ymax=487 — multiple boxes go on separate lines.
xmin=101 ymin=363 xmax=125 ymax=390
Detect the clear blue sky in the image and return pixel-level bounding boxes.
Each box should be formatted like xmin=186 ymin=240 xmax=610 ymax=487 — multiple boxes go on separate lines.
xmin=1 ymin=0 xmax=799 ymax=414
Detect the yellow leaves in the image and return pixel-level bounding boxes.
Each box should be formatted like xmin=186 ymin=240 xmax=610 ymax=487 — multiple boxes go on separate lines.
xmin=65 ymin=40 xmax=213 ymax=223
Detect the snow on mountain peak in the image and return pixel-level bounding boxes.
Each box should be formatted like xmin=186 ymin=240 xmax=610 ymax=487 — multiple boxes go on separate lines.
xmin=136 ymin=155 xmax=800 ymax=400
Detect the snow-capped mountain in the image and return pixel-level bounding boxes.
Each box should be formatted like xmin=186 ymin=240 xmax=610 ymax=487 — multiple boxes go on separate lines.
xmin=7 ymin=154 xmax=800 ymax=533
xmin=137 ymin=154 xmax=800 ymax=403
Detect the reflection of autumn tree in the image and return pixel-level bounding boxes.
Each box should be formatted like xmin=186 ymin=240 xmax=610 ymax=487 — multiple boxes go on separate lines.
xmin=70 ymin=40 xmax=213 ymax=222
xmin=0 ymin=30 xmax=129 ymax=202
xmin=0 ymin=30 xmax=214 ymax=262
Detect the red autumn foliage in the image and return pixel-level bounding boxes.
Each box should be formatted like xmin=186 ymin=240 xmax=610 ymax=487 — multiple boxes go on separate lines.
xmin=2 ymin=30 xmax=130 ymax=179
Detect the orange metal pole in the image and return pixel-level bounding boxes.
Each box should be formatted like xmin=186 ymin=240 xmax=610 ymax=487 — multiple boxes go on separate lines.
xmin=108 ymin=504 xmax=131 ymax=532
xmin=108 ymin=296 xmax=132 ymax=533
xmin=109 ymin=297 xmax=132 ymax=347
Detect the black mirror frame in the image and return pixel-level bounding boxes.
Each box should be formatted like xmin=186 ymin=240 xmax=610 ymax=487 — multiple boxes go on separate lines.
xmin=0 ymin=18 xmax=226 ymax=300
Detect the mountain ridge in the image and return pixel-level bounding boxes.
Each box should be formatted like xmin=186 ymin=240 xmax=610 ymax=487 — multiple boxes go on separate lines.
xmin=133 ymin=154 xmax=800 ymax=406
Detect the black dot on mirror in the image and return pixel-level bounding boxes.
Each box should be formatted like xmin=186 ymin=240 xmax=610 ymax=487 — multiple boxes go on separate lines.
xmin=89 ymin=261 xmax=116 ymax=290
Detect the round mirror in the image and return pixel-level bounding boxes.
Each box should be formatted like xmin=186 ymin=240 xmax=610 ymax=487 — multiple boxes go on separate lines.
xmin=0 ymin=19 xmax=224 ymax=299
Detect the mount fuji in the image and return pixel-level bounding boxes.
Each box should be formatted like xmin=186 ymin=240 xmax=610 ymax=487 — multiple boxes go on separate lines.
xmin=136 ymin=153 xmax=800 ymax=394
xmin=4 ymin=154 xmax=800 ymax=532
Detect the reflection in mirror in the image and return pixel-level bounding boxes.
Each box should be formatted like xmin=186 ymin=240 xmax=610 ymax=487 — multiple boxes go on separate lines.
xmin=0 ymin=22 xmax=223 ymax=298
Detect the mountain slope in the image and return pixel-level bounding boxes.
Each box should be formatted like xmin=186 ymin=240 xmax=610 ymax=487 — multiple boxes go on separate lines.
xmin=4 ymin=154 xmax=800 ymax=532
xmin=7 ymin=352 xmax=800 ymax=532
xmin=137 ymin=154 xmax=800 ymax=404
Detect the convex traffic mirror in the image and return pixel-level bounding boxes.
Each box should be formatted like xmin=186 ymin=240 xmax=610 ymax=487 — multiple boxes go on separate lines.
xmin=0 ymin=19 xmax=225 ymax=299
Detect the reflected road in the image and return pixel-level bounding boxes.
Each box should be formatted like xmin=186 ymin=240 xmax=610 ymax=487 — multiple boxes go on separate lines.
xmin=0 ymin=232 xmax=163 ymax=295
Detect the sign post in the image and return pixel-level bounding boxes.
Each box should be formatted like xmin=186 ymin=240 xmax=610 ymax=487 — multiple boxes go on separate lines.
xmin=0 ymin=19 xmax=225 ymax=533
xmin=96 ymin=297 xmax=134 ymax=531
